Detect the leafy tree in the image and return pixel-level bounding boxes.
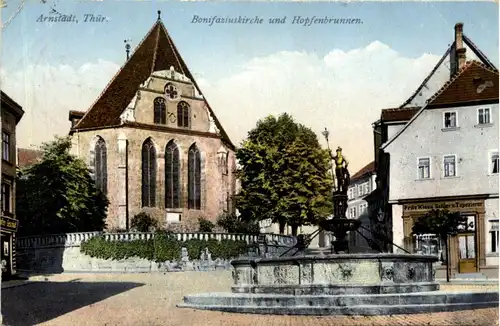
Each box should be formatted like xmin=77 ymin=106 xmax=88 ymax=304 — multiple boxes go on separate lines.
xmin=16 ymin=136 xmax=109 ymax=236
xmin=216 ymin=213 xmax=260 ymax=234
xmin=131 ymin=212 xmax=159 ymax=232
xmin=235 ymin=113 xmax=333 ymax=236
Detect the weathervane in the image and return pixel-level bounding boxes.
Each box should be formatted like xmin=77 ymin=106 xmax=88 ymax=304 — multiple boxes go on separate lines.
xmin=157 ymin=10 xmax=161 ymax=21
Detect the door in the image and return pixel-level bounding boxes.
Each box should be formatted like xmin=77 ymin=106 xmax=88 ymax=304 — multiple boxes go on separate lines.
xmin=1 ymin=236 xmax=11 ymax=277
xmin=458 ymin=233 xmax=476 ymax=273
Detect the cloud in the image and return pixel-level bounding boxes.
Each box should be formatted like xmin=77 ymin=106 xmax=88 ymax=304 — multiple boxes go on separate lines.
xmin=200 ymin=41 xmax=446 ymax=171
xmin=1 ymin=59 xmax=121 ymax=150
xmin=1 ymin=41 xmax=447 ymax=172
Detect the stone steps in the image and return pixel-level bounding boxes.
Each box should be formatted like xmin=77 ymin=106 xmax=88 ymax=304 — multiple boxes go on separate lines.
xmin=177 ymin=301 xmax=498 ymax=316
xmin=453 ymin=272 xmax=488 ymax=280
xmin=178 ymin=291 xmax=499 ymax=315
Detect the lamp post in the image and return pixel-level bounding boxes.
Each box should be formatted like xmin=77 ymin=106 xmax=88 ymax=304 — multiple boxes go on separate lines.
xmin=322 ymin=128 xmax=336 ymax=192
xmin=321 ymin=128 xmax=337 ymax=250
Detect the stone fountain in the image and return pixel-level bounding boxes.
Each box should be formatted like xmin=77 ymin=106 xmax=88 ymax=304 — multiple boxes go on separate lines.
xmin=178 ymin=147 xmax=499 ymax=315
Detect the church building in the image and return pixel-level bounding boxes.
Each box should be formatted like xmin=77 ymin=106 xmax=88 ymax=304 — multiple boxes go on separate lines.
xmin=68 ymin=13 xmax=236 ymax=231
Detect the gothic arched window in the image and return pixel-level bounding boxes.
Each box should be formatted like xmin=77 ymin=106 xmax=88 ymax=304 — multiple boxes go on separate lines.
xmin=165 ymin=140 xmax=180 ymax=209
xmin=142 ymin=138 xmax=157 ymax=207
xmin=177 ymin=101 xmax=190 ymax=128
xmin=188 ymin=143 xmax=201 ymax=209
xmin=153 ymin=97 xmax=166 ymax=124
xmin=94 ymin=137 xmax=107 ymax=195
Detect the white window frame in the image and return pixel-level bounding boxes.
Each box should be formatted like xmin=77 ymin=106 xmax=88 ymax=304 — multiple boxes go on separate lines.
xmin=364 ymin=182 xmax=370 ymax=195
xmin=417 ymin=156 xmax=431 ymax=180
xmin=443 ymin=111 xmax=458 ymax=129
xmin=443 ymin=154 xmax=457 ymax=178
xmin=352 ymin=207 xmax=357 ymax=218
xmin=489 ymin=219 xmax=499 ymax=253
xmin=489 ymin=150 xmax=499 ymax=175
xmin=358 ymin=184 xmax=364 ymax=197
xmin=477 ymin=107 xmax=492 ymax=125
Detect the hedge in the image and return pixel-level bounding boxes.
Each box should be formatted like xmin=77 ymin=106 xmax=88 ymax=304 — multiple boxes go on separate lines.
xmin=80 ymin=231 xmax=252 ymax=262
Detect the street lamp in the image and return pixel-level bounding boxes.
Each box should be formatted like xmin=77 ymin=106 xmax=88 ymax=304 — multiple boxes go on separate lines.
xmin=322 ymin=128 xmax=336 ymax=191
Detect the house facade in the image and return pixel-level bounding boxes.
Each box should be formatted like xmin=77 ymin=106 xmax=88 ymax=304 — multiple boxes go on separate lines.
xmin=367 ymin=22 xmax=498 ymax=259
xmin=346 ymin=161 xmax=377 ymax=253
xmin=1 ymin=91 xmax=24 ymax=278
xmin=382 ymin=59 xmax=498 ymax=277
xmin=68 ymin=14 xmax=237 ymax=231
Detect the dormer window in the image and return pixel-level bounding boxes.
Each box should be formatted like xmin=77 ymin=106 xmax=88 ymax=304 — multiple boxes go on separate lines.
xmin=153 ymin=97 xmax=166 ymax=124
xmin=165 ymin=83 xmax=180 ymax=100
xmin=177 ymin=101 xmax=190 ymax=128
xmin=443 ymin=111 xmax=457 ymax=129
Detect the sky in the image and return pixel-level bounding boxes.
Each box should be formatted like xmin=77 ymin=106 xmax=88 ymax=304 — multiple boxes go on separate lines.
xmin=1 ymin=0 xmax=498 ymax=173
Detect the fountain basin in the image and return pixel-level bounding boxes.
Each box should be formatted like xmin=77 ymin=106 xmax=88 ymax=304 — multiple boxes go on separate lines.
xmin=178 ymin=253 xmax=499 ymax=315
xmin=231 ymin=253 xmax=439 ymax=295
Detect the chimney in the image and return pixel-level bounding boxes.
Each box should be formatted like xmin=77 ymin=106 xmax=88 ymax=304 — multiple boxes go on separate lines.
xmin=450 ymin=23 xmax=467 ymax=77
xmin=455 ymin=23 xmax=467 ymax=71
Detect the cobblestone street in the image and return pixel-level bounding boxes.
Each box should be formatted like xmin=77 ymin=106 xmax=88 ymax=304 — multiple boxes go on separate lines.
xmin=2 ymin=272 xmax=498 ymax=326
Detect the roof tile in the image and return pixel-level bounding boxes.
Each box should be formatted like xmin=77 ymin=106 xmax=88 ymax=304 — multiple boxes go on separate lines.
xmin=351 ymin=161 xmax=375 ymax=182
xmin=17 ymin=148 xmax=43 ymax=168
xmin=381 ymin=107 xmax=420 ymax=122
xmin=74 ymin=19 xmax=234 ymax=149
xmin=427 ymin=61 xmax=499 ymax=107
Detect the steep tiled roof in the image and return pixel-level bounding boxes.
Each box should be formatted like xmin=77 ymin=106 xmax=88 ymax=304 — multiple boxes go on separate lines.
xmin=69 ymin=110 xmax=85 ymax=119
xmin=351 ymin=161 xmax=375 ymax=182
xmin=380 ymin=107 xmax=420 ymax=122
xmin=400 ymin=34 xmax=497 ymax=109
xmin=74 ymin=17 xmax=234 ymax=149
xmin=17 ymin=148 xmax=43 ymax=168
xmin=426 ymin=60 xmax=499 ymax=107
xmin=382 ymin=60 xmax=499 ymax=151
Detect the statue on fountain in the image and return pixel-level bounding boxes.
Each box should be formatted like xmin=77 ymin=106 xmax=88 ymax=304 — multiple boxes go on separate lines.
xmin=331 ymin=147 xmax=350 ymax=194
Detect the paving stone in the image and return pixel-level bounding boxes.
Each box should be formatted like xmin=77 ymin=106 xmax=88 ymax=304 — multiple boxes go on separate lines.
xmin=1 ymin=271 xmax=498 ymax=326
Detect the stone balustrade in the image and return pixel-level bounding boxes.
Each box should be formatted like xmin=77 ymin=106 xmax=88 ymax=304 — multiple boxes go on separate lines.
xmin=16 ymin=231 xmax=296 ymax=249
xmin=15 ymin=231 xmax=296 ymax=274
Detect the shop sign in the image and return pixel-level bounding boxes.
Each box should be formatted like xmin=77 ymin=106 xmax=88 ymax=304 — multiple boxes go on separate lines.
xmin=403 ymin=200 xmax=483 ymax=213
xmin=0 ymin=216 xmax=18 ymax=232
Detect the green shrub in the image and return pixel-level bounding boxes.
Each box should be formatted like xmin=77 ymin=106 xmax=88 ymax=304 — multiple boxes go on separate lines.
xmin=198 ymin=217 xmax=215 ymax=233
xmin=216 ymin=213 xmax=260 ymax=234
xmin=131 ymin=212 xmax=159 ymax=232
xmin=80 ymin=231 xmax=249 ymax=262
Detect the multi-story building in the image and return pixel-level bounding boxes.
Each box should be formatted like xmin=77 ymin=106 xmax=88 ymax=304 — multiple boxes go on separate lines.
xmin=68 ymin=14 xmax=237 ymax=231
xmin=382 ymin=59 xmax=498 ymax=277
xmin=367 ymin=22 xmax=498 ymax=258
xmin=0 ymin=91 xmax=24 ymax=278
xmin=346 ymin=161 xmax=377 ymax=253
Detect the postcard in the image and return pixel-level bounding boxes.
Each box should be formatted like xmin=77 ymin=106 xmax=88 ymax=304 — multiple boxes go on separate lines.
xmin=0 ymin=1 xmax=498 ymax=325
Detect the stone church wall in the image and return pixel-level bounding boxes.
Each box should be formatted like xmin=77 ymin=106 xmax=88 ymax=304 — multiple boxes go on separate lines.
xmin=70 ymin=127 xmax=236 ymax=231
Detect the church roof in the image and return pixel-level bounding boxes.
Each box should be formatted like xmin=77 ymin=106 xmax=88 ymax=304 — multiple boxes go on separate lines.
xmin=74 ymin=15 xmax=234 ymax=149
